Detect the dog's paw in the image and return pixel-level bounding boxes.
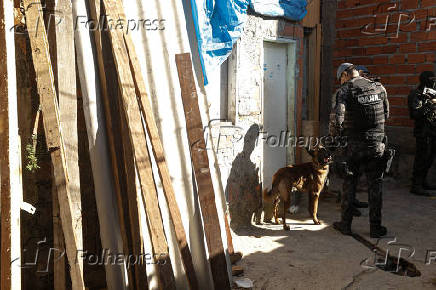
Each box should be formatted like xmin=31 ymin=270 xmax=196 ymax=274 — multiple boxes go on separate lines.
xmin=283 ymin=224 xmax=290 ymax=231
xmin=313 ymin=219 xmax=321 ymax=225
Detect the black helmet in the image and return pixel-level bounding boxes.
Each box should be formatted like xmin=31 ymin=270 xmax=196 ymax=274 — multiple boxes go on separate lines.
xmin=419 ymin=71 xmax=435 ymax=88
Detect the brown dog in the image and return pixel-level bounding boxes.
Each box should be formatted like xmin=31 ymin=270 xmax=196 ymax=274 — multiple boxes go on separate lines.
xmin=263 ymin=146 xmax=332 ymax=230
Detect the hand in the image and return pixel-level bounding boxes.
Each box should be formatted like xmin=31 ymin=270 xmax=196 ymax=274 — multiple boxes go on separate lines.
xmin=431 ymin=99 xmax=436 ymax=104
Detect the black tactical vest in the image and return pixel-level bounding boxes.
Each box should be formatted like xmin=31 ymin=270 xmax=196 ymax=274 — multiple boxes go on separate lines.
xmin=343 ymin=77 xmax=386 ymax=141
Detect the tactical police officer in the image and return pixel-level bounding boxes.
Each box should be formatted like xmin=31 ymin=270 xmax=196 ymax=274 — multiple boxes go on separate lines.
xmin=332 ymin=63 xmax=390 ymax=238
xmin=408 ymin=71 xmax=436 ymax=196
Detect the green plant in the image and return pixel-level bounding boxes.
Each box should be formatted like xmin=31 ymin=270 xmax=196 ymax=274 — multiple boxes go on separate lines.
xmin=25 ymin=134 xmax=39 ymax=172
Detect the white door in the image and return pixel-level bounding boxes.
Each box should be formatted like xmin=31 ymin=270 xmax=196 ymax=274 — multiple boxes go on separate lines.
xmin=263 ymin=42 xmax=288 ymax=189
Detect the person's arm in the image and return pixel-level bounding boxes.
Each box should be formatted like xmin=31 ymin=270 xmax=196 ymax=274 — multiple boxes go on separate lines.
xmin=381 ymin=86 xmax=389 ymax=120
xmin=329 ymin=89 xmax=340 ymax=136
xmin=335 ymin=86 xmax=347 ymax=129
xmin=407 ymin=89 xmax=425 ymax=120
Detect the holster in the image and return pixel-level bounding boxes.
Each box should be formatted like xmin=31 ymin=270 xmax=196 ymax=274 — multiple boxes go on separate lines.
xmin=335 ymin=161 xmax=354 ymax=179
xmin=380 ymin=135 xmax=395 ymax=174
xmin=381 ymin=148 xmax=396 ymax=174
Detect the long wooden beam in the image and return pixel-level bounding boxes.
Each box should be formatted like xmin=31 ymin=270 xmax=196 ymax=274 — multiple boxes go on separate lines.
xmin=22 ymin=1 xmax=85 ymax=288
xmin=52 ymin=183 xmax=66 ymax=290
xmin=101 ymin=0 xmax=176 ymax=288
xmin=108 ymin=2 xmax=199 ymax=289
xmin=175 ymin=53 xmax=231 ymax=290
xmin=0 ymin=1 xmax=22 ymax=289
xmin=54 ymin=0 xmax=82 ymax=288
xmin=87 ymin=0 xmax=140 ymax=288
xmin=119 ymin=96 xmax=149 ymax=290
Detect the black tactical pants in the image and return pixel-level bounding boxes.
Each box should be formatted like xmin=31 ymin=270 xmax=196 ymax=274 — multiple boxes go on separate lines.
xmin=413 ymin=136 xmax=436 ymax=184
xmin=341 ymin=145 xmax=385 ymax=226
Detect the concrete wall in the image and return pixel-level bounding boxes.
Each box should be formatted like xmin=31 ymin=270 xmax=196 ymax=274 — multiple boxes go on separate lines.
xmin=213 ymin=14 xmax=305 ymax=228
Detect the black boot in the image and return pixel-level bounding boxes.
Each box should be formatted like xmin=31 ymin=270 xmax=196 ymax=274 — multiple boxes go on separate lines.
xmin=411 ymin=183 xmax=432 ymax=196
xmin=411 ymin=176 xmax=431 ymax=196
xmin=370 ymin=225 xmax=387 ymax=238
xmin=353 ymin=199 xmax=368 ymax=208
xmin=333 ymin=221 xmax=352 ymax=235
xmin=352 ymin=207 xmax=362 ymax=217
xmin=423 ymin=181 xmax=436 ymax=191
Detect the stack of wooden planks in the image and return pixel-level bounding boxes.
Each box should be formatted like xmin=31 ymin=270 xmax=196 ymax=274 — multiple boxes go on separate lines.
xmin=0 ymin=0 xmax=231 ymax=289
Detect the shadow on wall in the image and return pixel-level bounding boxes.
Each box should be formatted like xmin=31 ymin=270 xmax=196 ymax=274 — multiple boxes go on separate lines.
xmin=226 ymin=124 xmax=262 ymax=231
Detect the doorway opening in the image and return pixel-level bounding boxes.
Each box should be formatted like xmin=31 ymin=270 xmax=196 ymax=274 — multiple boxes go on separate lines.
xmin=262 ymin=39 xmax=296 ymax=189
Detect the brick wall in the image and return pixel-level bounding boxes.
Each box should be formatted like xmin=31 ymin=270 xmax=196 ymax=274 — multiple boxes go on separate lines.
xmin=334 ymin=0 xmax=436 ymax=128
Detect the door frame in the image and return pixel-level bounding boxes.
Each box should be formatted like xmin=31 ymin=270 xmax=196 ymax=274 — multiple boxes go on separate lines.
xmin=261 ymin=37 xmax=297 ymax=187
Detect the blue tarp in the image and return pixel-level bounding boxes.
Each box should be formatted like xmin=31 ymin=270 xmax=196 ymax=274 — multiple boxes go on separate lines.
xmin=190 ymin=0 xmax=307 ymax=85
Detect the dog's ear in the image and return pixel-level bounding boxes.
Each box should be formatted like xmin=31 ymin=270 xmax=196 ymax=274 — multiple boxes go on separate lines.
xmin=305 ymin=146 xmax=315 ymax=157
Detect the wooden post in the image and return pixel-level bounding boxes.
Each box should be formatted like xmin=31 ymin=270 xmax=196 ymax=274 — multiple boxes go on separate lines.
xmin=175 ymin=53 xmax=231 ymax=290
xmin=53 ymin=183 xmax=66 ymax=290
xmin=101 ymin=0 xmax=176 ymax=288
xmin=119 ymin=96 xmax=149 ymax=290
xmin=111 ymin=2 xmax=199 ymax=288
xmin=0 ymin=0 xmax=22 ymax=289
xmin=87 ymin=0 xmax=140 ymax=288
xmin=55 ymin=0 xmax=82 ymax=287
xmin=314 ymin=24 xmax=322 ymax=122
xmin=22 ymin=0 xmax=85 ymax=288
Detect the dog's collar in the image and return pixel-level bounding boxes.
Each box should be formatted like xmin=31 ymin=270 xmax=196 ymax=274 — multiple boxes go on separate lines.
xmin=312 ymin=163 xmax=329 ymax=171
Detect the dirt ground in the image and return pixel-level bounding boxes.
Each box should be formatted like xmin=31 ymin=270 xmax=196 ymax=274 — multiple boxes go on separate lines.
xmin=231 ymin=178 xmax=436 ymax=290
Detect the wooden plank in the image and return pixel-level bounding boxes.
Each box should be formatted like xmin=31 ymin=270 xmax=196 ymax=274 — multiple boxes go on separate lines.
xmin=0 ymin=0 xmax=21 ymax=289
xmin=53 ymin=183 xmax=66 ymax=290
xmin=314 ymin=24 xmax=322 ymax=122
xmin=301 ymin=0 xmax=320 ymax=28
xmin=111 ymin=3 xmax=199 ymax=288
xmin=100 ymin=0 xmax=176 ymax=288
xmin=0 ymin=0 xmax=12 ymax=287
xmin=54 ymin=0 xmax=82 ymax=287
xmin=319 ymin=0 xmax=336 ymax=136
xmin=175 ymin=53 xmax=231 ymax=290
xmin=308 ymin=28 xmax=316 ymax=121
xmin=224 ymin=215 xmax=234 ymax=255
xmin=22 ymin=1 xmax=85 ymax=289
xmin=87 ymin=0 xmax=140 ymax=288
xmin=119 ymin=96 xmax=149 ymax=290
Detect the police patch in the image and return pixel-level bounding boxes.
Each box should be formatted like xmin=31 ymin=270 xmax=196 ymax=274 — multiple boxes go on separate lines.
xmin=358 ymin=93 xmax=381 ymax=104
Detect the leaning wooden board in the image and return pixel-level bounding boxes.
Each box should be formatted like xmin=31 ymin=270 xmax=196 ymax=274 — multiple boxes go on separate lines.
xmin=109 ymin=2 xmax=199 ymax=288
xmin=101 ymin=0 xmax=176 ymax=288
xmin=175 ymin=53 xmax=231 ymax=290
xmin=0 ymin=0 xmax=21 ymax=288
xmin=22 ymin=0 xmax=85 ymax=289
xmin=87 ymin=0 xmax=140 ymax=288
xmin=54 ymin=0 xmax=83 ymax=288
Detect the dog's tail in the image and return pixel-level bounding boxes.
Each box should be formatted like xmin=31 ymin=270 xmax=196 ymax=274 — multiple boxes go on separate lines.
xmin=263 ymin=188 xmax=273 ymax=199
xmin=263 ymin=186 xmax=279 ymax=199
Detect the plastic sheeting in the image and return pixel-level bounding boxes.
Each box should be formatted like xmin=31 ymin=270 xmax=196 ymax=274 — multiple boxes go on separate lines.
xmin=250 ymin=0 xmax=307 ymax=20
xmin=190 ymin=0 xmax=307 ymax=85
